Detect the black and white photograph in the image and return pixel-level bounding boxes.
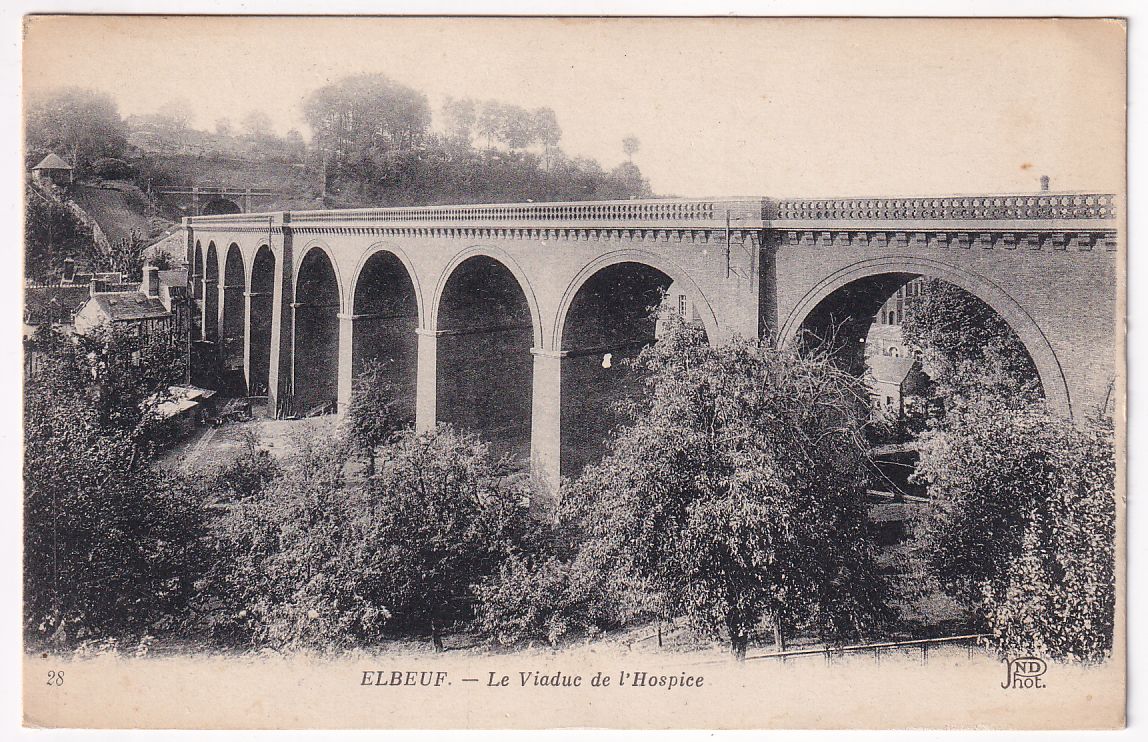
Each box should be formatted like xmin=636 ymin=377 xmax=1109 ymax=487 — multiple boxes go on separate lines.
xmin=13 ymin=10 xmax=1128 ymax=730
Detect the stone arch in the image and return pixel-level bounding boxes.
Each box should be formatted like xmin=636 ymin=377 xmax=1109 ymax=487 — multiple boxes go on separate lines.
xmin=779 ymin=255 xmax=1072 ymax=417
xmin=191 ymin=240 xmax=203 ymax=301
xmin=291 ymin=243 xmax=343 ymax=414
xmin=554 ymin=251 xmax=716 ymax=476
xmin=247 ymin=244 xmax=276 ymax=397
xmin=348 ymin=245 xmax=422 ymax=425
xmin=431 ymin=245 xmax=542 ymax=347
xmin=220 ymin=243 xmax=247 ymax=392
xmin=348 ymin=243 xmax=425 ymax=328
xmin=432 ymin=248 xmax=539 ymax=463
xmin=202 ymin=197 xmax=241 ymax=216
xmin=202 ymin=241 xmax=220 ymax=342
xmin=553 ymin=249 xmax=718 ymax=351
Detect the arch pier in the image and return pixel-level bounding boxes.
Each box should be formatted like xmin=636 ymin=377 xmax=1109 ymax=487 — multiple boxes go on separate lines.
xmin=184 ymin=193 xmax=1119 ymax=498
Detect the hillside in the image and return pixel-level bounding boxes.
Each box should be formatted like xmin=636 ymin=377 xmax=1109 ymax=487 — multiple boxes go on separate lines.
xmin=69 ymin=182 xmax=167 ymax=247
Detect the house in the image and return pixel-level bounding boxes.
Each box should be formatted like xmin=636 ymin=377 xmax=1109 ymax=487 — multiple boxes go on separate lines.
xmin=72 ymin=265 xmax=192 ymax=370
xmin=31 ymin=152 xmax=74 ymax=186
xmin=864 ymin=355 xmax=928 ymax=418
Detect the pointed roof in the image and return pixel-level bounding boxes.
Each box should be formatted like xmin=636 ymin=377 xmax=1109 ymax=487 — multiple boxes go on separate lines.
xmin=32 ymin=153 xmax=72 ymax=171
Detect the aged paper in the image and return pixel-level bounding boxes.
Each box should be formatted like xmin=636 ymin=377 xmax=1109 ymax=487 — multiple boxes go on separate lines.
xmin=20 ymin=14 xmax=1126 ymax=730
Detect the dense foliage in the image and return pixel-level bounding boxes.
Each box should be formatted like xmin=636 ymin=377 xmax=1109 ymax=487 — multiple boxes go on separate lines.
xmin=914 ymin=389 xmax=1116 ymax=662
xmin=478 ymin=322 xmax=893 ymax=658
xmin=25 ymin=87 xmax=128 ymax=175
xmin=209 ymin=427 xmax=536 ymax=652
xmin=25 ymin=188 xmax=98 ymax=284
xmin=23 ymin=327 xmax=204 ymax=649
xmin=302 ymin=73 xmax=651 ymax=207
xmin=901 ymin=278 xmax=1041 ymax=400
xmin=903 ymin=281 xmax=1117 ymax=662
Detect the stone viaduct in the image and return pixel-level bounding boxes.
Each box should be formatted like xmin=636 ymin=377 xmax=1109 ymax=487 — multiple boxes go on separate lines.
xmin=183 ymin=192 xmax=1120 ymax=488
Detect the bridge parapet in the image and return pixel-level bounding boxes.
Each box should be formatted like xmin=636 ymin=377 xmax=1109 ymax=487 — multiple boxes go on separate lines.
xmin=186 ymin=198 xmax=767 ymax=231
xmin=772 ymin=193 xmax=1116 ymax=221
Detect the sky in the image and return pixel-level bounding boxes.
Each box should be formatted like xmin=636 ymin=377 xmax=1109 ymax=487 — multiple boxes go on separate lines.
xmin=23 ymin=15 xmax=1126 ymax=198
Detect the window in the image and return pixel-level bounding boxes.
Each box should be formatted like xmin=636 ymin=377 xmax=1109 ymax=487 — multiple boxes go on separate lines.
xmin=678 ymin=294 xmax=687 ymax=317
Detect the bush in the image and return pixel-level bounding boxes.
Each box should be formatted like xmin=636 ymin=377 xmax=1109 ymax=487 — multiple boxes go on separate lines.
xmin=210 ymin=426 xmax=536 ymax=652
xmin=915 ymin=400 xmax=1116 ymax=661
xmin=91 ymin=157 xmax=136 ymax=180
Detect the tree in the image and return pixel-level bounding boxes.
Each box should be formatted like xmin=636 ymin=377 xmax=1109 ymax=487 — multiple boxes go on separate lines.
xmin=362 ymin=427 xmax=535 ymax=650
xmin=622 ymin=135 xmax=640 ymax=163
xmin=533 ymin=107 xmax=562 ymax=169
xmin=476 ymin=100 xmax=504 ymax=149
xmin=241 ymin=110 xmax=274 ymax=142
xmin=24 ymin=187 xmax=98 ymax=282
xmin=213 ymin=426 xmax=533 ymax=652
xmin=162 ymin=98 xmax=194 ymax=146
xmin=214 ymin=117 xmax=234 ymax=137
xmin=303 ymin=74 xmax=431 ymax=170
xmin=341 ymin=359 xmax=410 ymax=474
xmin=901 ymin=279 xmax=1040 ymax=398
xmin=913 ymin=390 xmax=1115 ymax=661
xmin=25 ymin=87 xmax=127 ymax=174
xmin=482 ymin=322 xmax=891 ymax=658
xmin=442 ymin=96 xmax=478 ymax=146
xmin=24 ymin=326 xmax=205 ymax=648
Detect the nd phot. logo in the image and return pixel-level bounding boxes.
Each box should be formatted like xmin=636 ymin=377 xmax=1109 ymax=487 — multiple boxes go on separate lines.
xmin=1001 ymin=657 xmax=1047 ymax=689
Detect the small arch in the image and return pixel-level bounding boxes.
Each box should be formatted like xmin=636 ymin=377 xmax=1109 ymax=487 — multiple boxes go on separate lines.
xmin=248 ymin=244 xmax=276 ymax=397
xmin=202 ymin=198 xmax=241 ymax=216
xmin=294 ymin=240 xmax=346 ymax=310
xmin=292 ymin=244 xmax=342 ymax=413
xmin=202 ymin=242 xmax=220 ymax=342
xmin=220 ymin=243 xmax=247 ymax=394
xmin=349 ymin=246 xmax=421 ymax=425
xmin=779 ymin=255 xmax=1071 ymax=417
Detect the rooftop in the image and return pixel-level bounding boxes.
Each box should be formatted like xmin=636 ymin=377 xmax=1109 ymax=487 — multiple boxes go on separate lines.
xmin=865 ymin=355 xmax=920 ymax=386
xmin=32 ymin=152 xmax=72 ymax=171
xmin=89 ymin=292 xmax=170 ymax=322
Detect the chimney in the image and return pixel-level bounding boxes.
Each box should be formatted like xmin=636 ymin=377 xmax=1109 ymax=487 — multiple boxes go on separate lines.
xmin=62 ymin=257 xmax=75 ymax=283
xmin=1040 ymin=175 xmax=1050 ymax=192
xmin=143 ymin=265 xmax=160 ymax=298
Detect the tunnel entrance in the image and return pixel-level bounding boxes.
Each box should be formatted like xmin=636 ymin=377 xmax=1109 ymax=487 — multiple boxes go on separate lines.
xmin=292 ymin=248 xmax=340 ymax=415
xmin=559 ymin=261 xmax=700 ymax=476
xmin=351 ymin=251 xmax=419 ymax=427
xmin=202 ymin=198 xmax=242 ymax=216
xmin=436 ymin=256 xmax=534 ymax=464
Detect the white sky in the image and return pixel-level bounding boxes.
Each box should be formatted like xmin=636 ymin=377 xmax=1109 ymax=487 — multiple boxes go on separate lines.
xmin=23 ymin=15 xmax=1125 ymax=198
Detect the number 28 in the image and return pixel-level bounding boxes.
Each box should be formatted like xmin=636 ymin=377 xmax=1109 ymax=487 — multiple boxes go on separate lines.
xmin=46 ymin=670 xmax=64 ymax=686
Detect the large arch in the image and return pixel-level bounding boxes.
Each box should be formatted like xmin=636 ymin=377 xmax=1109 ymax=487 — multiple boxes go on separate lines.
xmin=203 ymin=242 xmax=220 ymax=342
xmin=292 ymin=245 xmax=342 ymax=414
xmin=431 ymin=246 xmax=542 ymax=347
xmin=219 ymin=243 xmax=247 ymax=394
xmin=778 ymin=255 xmax=1071 ymax=417
xmin=349 ymin=247 xmax=421 ymax=425
xmin=556 ymin=256 xmax=714 ymax=476
xmin=553 ymin=249 xmax=719 ymax=350
xmin=434 ymin=251 xmax=538 ymax=463
xmin=248 ymin=244 xmax=276 ymax=398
